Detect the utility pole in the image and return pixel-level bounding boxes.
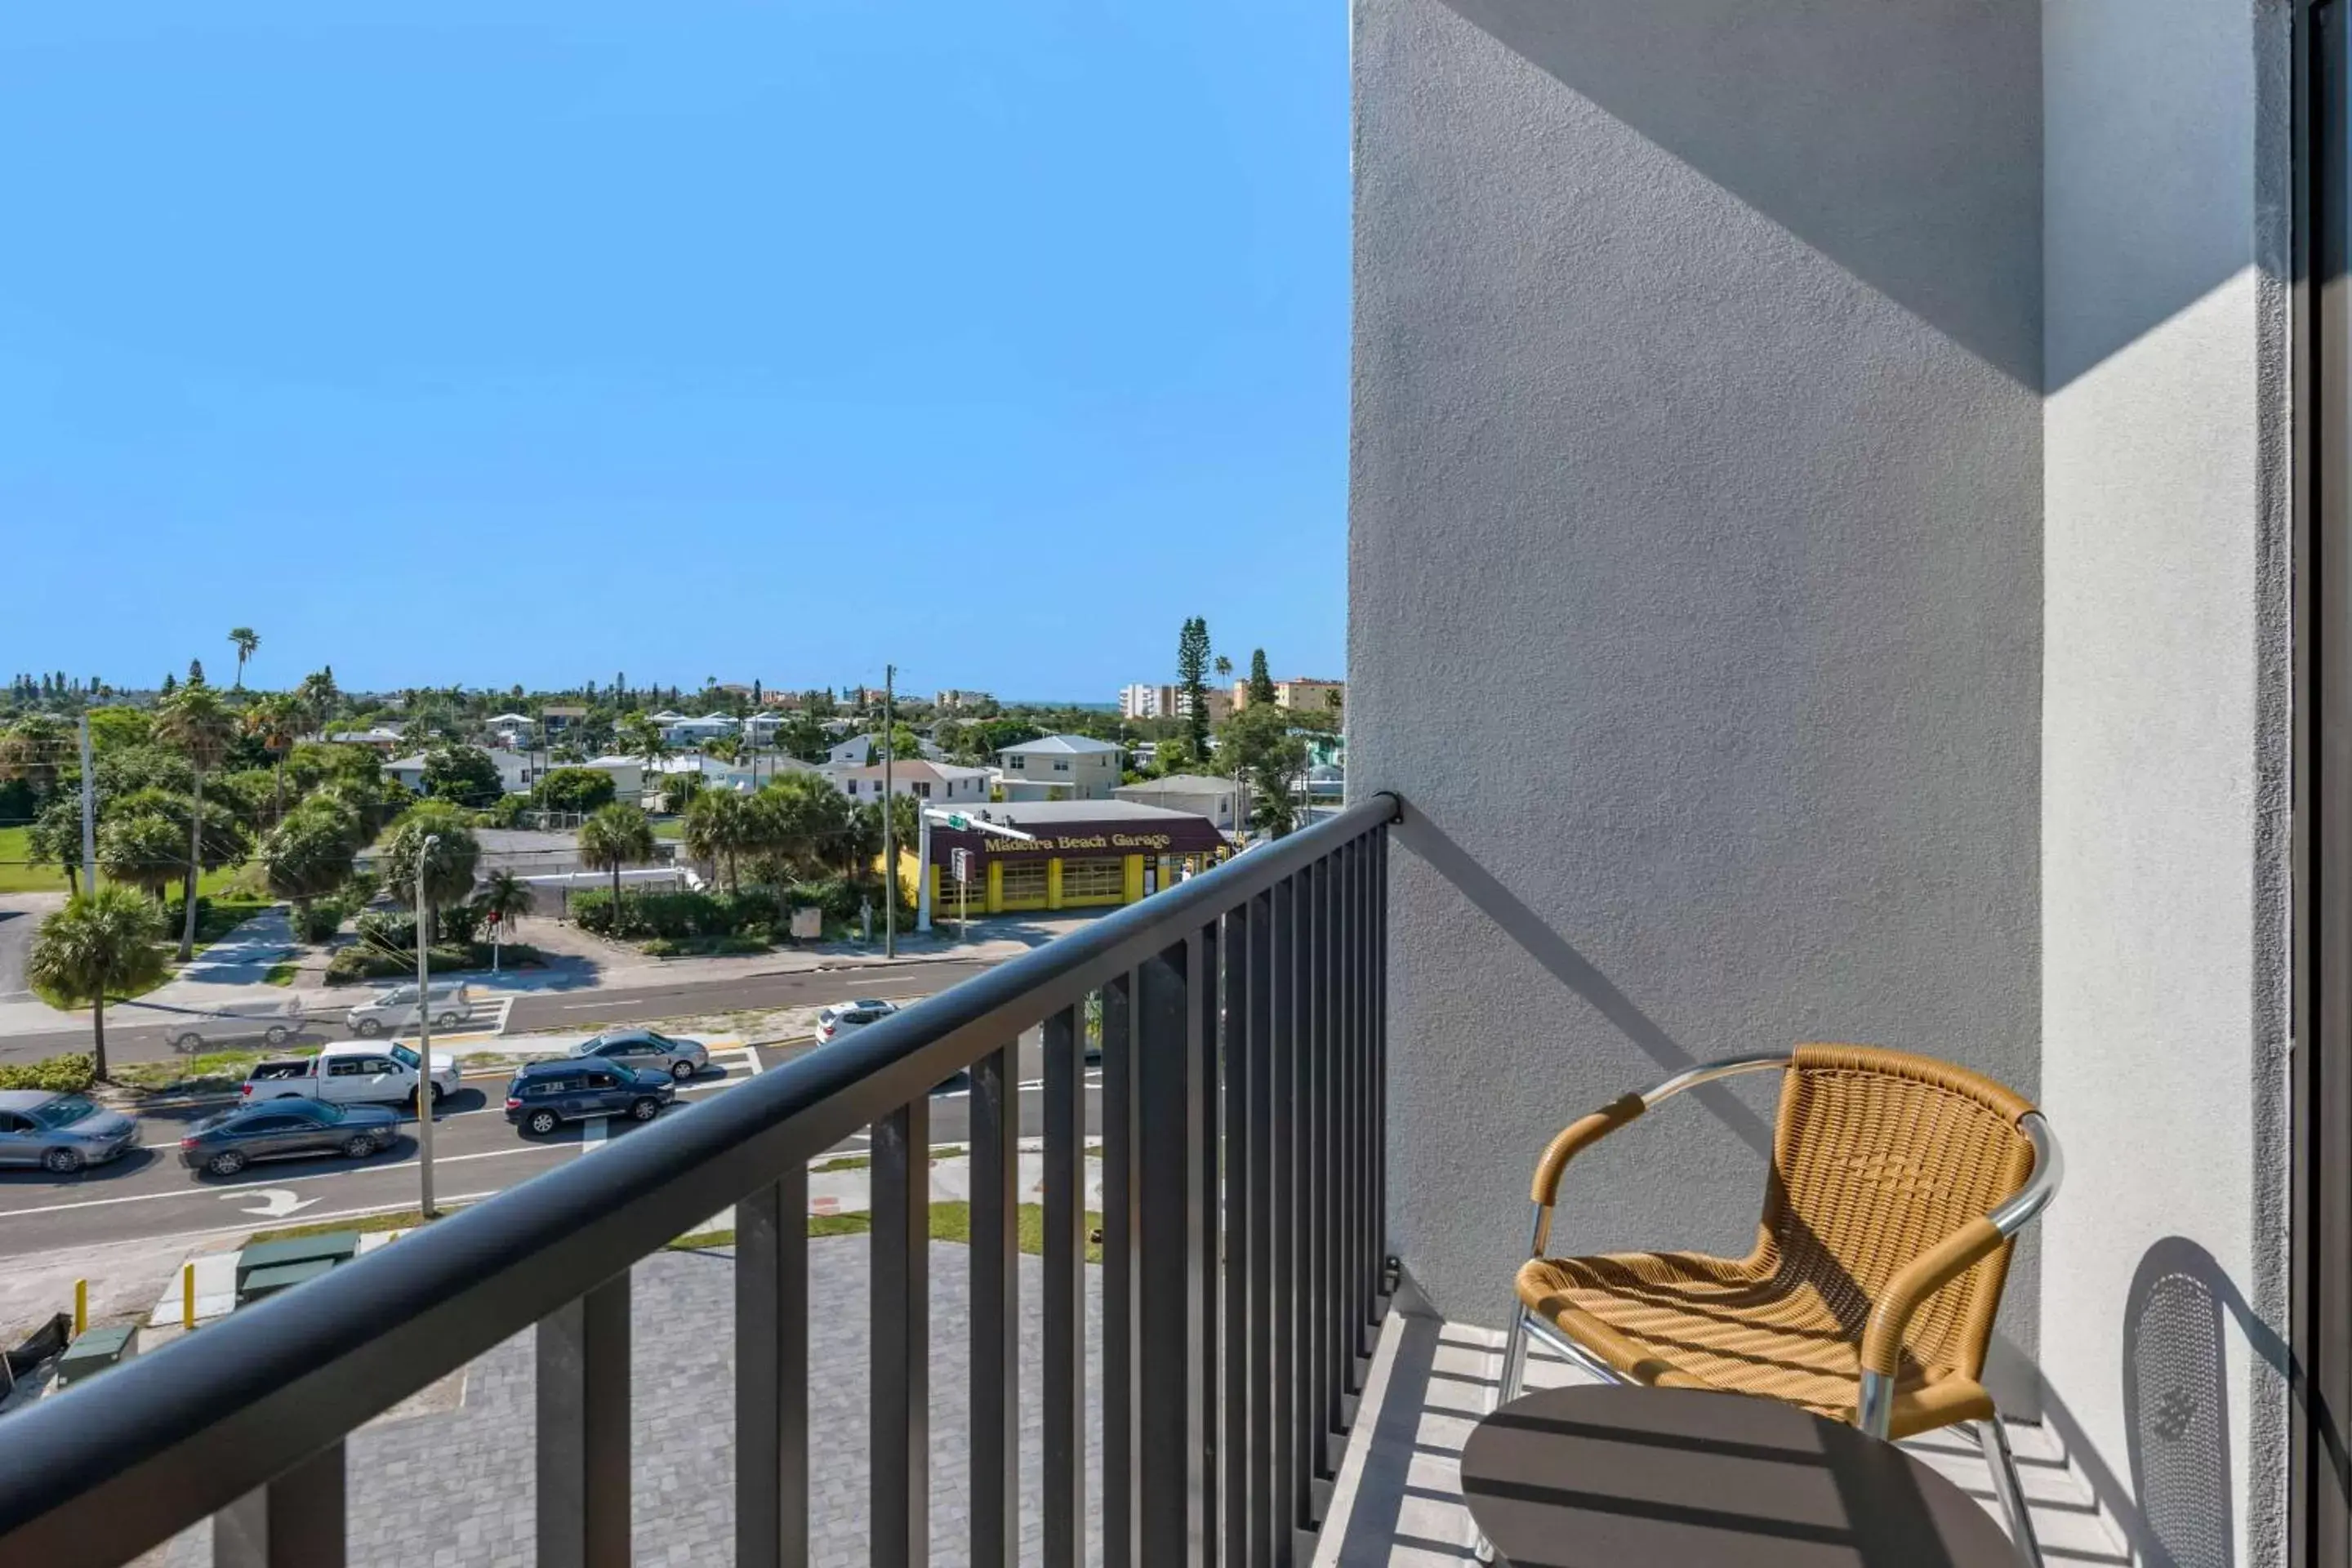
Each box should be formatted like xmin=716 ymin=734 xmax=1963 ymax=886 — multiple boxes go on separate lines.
xmin=77 ymin=714 xmax=96 ymax=893
xmin=416 ymin=835 xmax=440 ymax=1218
xmin=881 ymin=664 xmax=895 ymax=958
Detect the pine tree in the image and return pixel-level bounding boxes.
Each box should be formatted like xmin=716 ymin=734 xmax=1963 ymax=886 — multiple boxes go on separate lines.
xmin=1176 ymin=617 xmax=1213 ymax=754
xmin=1249 ymin=648 xmax=1276 ymax=707
xmin=187 ymin=658 xmax=206 ymax=687
xmin=162 ymin=672 xmax=177 ymax=695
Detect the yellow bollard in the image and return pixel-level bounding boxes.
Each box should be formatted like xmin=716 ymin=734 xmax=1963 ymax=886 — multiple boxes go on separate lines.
xmin=73 ymin=1278 xmax=87 ymax=1337
xmin=182 ymin=1263 xmax=196 ymax=1331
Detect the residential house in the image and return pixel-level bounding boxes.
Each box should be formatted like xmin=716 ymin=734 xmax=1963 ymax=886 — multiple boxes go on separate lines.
xmin=323 ymin=727 xmax=405 ymax=753
xmin=995 ymin=733 xmax=1124 ymax=801
xmin=484 ymin=712 xmax=534 ymax=747
xmin=385 ymin=746 xmax=539 ymax=797
xmin=537 ymin=704 xmax=587 ymax=732
xmin=649 ymin=752 xmax=813 ymax=802
xmin=568 ymin=755 xmax=646 ymax=804
xmin=829 ymin=760 xmax=991 ymax=806
xmin=661 ymin=712 xmax=737 ymax=748
xmin=1112 ymin=773 xmax=1242 ymax=833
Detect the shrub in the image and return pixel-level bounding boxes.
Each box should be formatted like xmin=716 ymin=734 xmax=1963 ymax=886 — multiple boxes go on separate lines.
xmin=434 ymin=902 xmax=483 ymax=946
xmin=295 ymin=901 xmax=345 ymax=944
xmin=786 ymin=877 xmax=865 ymax=924
xmin=353 ymin=910 xmax=418 ymax=952
xmin=341 ymin=870 xmax=381 ymax=908
xmin=323 ymin=943 xmax=471 ymax=986
xmin=643 ymin=934 xmax=768 ymax=958
xmin=0 ymin=1054 xmax=96 ymax=1093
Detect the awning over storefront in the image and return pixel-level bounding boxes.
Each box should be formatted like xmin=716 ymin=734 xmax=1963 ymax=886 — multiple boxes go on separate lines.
xmin=929 ymin=804 xmax=1227 ymax=864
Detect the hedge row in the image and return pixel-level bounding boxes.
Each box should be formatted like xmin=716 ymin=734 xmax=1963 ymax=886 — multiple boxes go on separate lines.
xmin=0 ymin=1054 xmax=96 ymax=1093
xmin=569 ymin=880 xmax=867 ymax=942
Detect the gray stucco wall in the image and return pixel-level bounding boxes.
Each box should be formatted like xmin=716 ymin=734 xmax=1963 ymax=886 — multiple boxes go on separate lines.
xmin=1350 ymin=0 xmax=2043 ymax=1350
xmin=2040 ymin=1 xmax=2293 ymax=1561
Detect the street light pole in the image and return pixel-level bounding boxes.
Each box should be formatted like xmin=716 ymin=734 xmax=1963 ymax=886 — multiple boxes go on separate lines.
xmin=416 ymin=833 xmax=439 ymax=1219
xmin=881 ymin=665 xmax=896 ymax=958
xmin=78 ymin=714 xmax=96 ymax=893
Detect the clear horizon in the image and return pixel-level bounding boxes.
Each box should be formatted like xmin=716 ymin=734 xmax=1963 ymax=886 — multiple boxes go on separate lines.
xmin=1 ymin=2 xmax=1348 ymax=699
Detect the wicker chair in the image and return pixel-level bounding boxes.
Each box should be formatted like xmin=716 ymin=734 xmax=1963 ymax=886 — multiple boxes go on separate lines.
xmin=1503 ymin=1045 xmax=2062 ymax=1566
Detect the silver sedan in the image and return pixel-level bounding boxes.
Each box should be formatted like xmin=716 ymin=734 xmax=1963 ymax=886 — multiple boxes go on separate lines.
xmin=568 ymin=1028 xmax=711 ymax=1081
xmin=0 ymin=1089 xmax=139 ymax=1174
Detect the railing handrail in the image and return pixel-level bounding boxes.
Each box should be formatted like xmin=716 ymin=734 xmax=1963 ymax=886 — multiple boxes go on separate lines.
xmin=0 ymin=791 xmax=1401 ymax=1567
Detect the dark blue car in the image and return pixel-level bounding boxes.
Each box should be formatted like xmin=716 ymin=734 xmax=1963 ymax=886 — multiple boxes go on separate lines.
xmin=504 ymin=1058 xmax=675 ymax=1137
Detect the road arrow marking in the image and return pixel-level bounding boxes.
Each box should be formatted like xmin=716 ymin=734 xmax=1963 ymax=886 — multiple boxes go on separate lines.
xmin=223 ymin=1188 xmax=318 ymax=1219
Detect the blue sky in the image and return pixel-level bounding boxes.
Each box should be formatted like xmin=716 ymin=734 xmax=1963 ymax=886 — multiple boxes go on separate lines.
xmin=0 ymin=2 xmax=1348 ymax=701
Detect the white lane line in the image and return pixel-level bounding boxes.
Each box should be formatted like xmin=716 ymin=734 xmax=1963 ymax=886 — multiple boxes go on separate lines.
xmin=0 ymin=1145 xmax=573 ymax=1221
xmin=737 ymin=1046 xmax=763 ymax=1076
xmin=581 ymin=1116 xmax=608 ymax=1154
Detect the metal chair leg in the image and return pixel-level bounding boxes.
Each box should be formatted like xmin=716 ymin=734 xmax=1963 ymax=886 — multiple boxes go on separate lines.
xmin=1976 ymin=1418 xmax=2042 ymax=1568
xmin=1497 ymin=1307 xmax=1530 ymax=1410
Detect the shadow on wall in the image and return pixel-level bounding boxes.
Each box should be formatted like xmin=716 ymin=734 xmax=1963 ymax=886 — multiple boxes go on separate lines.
xmin=2010 ymin=1237 xmax=2304 ymax=1568
xmin=1402 ymin=812 xmax=1773 ymax=1158
xmin=1426 ymin=0 xmax=2249 ymax=391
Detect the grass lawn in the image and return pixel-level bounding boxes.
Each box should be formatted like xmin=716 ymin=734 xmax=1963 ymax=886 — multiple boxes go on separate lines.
xmin=263 ymin=962 xmax=299 ymax=987
xmin=652 ymin=819 xmax=684 ymax=841
xmin=0 ymin=827 xmax=254 ymax=898
xmin=28 ymin=894 xmax=274 ymax=1010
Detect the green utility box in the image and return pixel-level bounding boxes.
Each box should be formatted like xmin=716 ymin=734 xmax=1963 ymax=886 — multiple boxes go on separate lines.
xmin=53 ymin=1324 xmax=136 ymax=1390
xmin=234 ymin=1231 xmax=361 ymax=1308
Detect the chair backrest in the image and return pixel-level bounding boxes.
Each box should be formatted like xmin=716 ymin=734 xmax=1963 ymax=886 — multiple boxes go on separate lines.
xmin=1757 ymin=1045 xmax=2038 ymax=1381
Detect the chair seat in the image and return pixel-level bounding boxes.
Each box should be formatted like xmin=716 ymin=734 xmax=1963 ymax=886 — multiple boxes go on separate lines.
xmin=1517 ymin=1250 xmax=1996 ymax=1441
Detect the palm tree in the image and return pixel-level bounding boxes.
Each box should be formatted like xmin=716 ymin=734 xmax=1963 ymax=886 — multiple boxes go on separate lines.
xmin=243 ymin=692 xmax=305 ymax=825
xmin=472 ymin=868 xmax=535 ymax=972
xmin=682 ymin=789 xmax=757 ymax=893
xmin=152 ymin=685 xmax=238 ymax=960
xmin=578 ymin=803 xmax=657 ymax=912
xmin=752 ymin=771 xmax=849 ymax=878
xmin=296 ymin=668 xmax=340 ymax=735
xmin=1214 ymin=654 xmax=1233 ymax=691
xmin=381 ymin=803 xmax=482 ymax=947
xmin=227 ymin=627 xmax=259 ymax=688
xmin=26 ymin=887 xmax=167 ymax=1080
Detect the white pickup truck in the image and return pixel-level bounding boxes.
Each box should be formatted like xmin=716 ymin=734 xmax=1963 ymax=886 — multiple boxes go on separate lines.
xmin=240 ymin=1042 xmax=462 ymax=1108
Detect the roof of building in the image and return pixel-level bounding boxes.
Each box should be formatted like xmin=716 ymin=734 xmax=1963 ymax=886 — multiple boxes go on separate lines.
xmin=999 ymin=734 xmax=1123 ymax=756
xmin=579 ymin=755 xmax=648 ymax=769
xmin=831 ymin=760 xmax=991 ymax=783
xmin=946 ymin=799 xmax=1207 ymax=826
xmin=1116 ymin=773 xmax=1241 ymax=795
xmin=487 ymin=712 xmax=533 ymax=724
xmin=648 ymin=710 xmax=686 ymax=722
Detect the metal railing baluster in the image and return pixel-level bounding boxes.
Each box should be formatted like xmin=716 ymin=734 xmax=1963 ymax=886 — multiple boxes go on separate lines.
xmin=1102 ymin=969 xmax=1142 ymax=1568
xmin=1137 ymin=940 xmax=1202 ymax=1567
xmin=1199 ymin=918 xmax=1223 ymax=1568
xmin=871 ymin=1099 xmax=931 ymax=1566
xmin=969 ymin=1043 xmax=1020 ymax=1568
xmin=538 ymin=1275 xmax=631 ymax=1568
xmin=212 ymin=1440 xmax=344 ymax=1568
xmin=1223 ymin=900 xmax=1255 ymax=1568
xmin=1043 ymin=1004 xmax=1088 ymax=1567
xmin=736 ymin=1172 xmax=808 ymax=1568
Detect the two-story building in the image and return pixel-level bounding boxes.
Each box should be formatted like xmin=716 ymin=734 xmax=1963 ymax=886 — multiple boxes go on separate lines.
xmin=994 ymin=733 xmax=1124 ymax=801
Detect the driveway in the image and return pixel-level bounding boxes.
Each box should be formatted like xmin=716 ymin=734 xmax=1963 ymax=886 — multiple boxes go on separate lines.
xmin=0 ymin=893 xmax=66 ymax=1002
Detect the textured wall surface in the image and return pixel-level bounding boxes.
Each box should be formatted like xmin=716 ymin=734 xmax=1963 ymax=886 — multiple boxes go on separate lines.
xmin=1350 ymin=0 xmax=2044 ymax=1347
xmin=2040 ymin=0 xmax=2293 ymax=1560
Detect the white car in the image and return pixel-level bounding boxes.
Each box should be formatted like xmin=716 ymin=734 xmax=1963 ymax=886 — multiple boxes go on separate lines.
xmin=346 ymin=981 xmax=475 ymax=1038
xmin=161 ymin=996 xmax=306 ymax=1054
xmin=241 ymin=1042 xmax=461 ymax=1107
xmin=814 ymin=1000 xmax=899 ymax=1044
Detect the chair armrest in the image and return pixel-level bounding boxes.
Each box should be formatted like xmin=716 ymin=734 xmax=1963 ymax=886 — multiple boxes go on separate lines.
xmin=1530 ymin=1094 xmax=1646 ymax=1206
xmin=1858 ymin=1215 xmax=2006 ymax=1379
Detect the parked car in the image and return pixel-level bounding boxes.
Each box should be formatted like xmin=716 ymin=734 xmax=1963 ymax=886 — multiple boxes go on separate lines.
xmin=346 ymin=981 xmax=475 ymax=1038
xmin=814 ymin=1000 xmax=898 ymax=1044
xmin=504 ymin=1060 xmax=675 ymax=1137
xmin=0 ymin=1091 xmax=139 ymax=1174
xmin=160 ymin=996 xmax=306 ymax=1054
xmin=567 ymin=1028 xmax=709 ymax=1081
xmin=180 ymin=1099 xmax=399 ymax=1178
xmin=241 ymin=1042 xmax=461 ymax=1107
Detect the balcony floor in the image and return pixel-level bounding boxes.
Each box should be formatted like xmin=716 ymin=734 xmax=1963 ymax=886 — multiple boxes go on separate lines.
xmin=1317 ymin=1312 xmax=2130 ymax=1566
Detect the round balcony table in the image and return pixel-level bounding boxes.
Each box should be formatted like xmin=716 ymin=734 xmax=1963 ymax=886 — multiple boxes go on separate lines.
xmin=1460 ymin=1384 xmax=2020 ymax=1567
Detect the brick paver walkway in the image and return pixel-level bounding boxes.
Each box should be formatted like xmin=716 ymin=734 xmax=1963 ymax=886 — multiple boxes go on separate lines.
xmin=163 ymin=1238 xmax=1103 ymax=1566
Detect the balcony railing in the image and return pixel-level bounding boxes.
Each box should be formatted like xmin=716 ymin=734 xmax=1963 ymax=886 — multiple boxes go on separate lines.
xmin=0 ymin=793 xmax=1399 ymax=1568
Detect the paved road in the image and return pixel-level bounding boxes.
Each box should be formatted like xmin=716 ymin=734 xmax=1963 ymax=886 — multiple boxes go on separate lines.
xmin=0 ymin=1032 xmax=1099 ymax=1257
xmin=0 ymin=893 xmax=64 ymax=1002
xmin=0 ymin=958 xmax=999 ymax=1067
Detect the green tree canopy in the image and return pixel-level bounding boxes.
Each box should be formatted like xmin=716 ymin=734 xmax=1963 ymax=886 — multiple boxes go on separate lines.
xmin=535 ymin=766 xmax=617 ymax=813
xmin=1177 ymin=617 xmax=1213 ymax=753
xmin=381 ymin=803 xmax=483 ymax=925
xmin=1216 ymin=704 xmax=1310 ymax=839
xmin=682 ymin=788 xmax=759 ymax=892
xmin=260 ymin=803 xmax=362 ymax=913
xmin=26 ymin=886 xmax=167 ymax=1080
xmin=1248 ymin=648 xmax=1276 ymax=706
xmin=227 ymin=627 xmax=259 ymax=688
xmin=96 ymin=812 xmax=190 ymax=902
xmin=749 ymin=771 xmax=851 ymax=880
xmin=24 ymin=794 xmax=87 ymax=895
xmin=421 ymin=743 xmax=504 ymax=804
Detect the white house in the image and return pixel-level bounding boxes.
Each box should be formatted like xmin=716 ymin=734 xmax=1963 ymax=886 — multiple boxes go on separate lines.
xmin=1111 ymin=773 xmax=1242 ymax=832
xmin=385 ymin=746 xmax=541 ymax=798
xmin=662 ymin=712 xmax=737 ymax=748
xmin=569 ymin=755 xmax=647 ymax=803
xmin=828 ymin=760 xmax=991 ymax=806
xmin=995 ymin=734 xmax=1124 ymax=801
xmin=484 ymin=713 xmax=534 ymax=746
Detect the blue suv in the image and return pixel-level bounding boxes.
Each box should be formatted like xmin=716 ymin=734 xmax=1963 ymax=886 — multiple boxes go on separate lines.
xmin=505 ymin=1058 xmax=675 ymax=1137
